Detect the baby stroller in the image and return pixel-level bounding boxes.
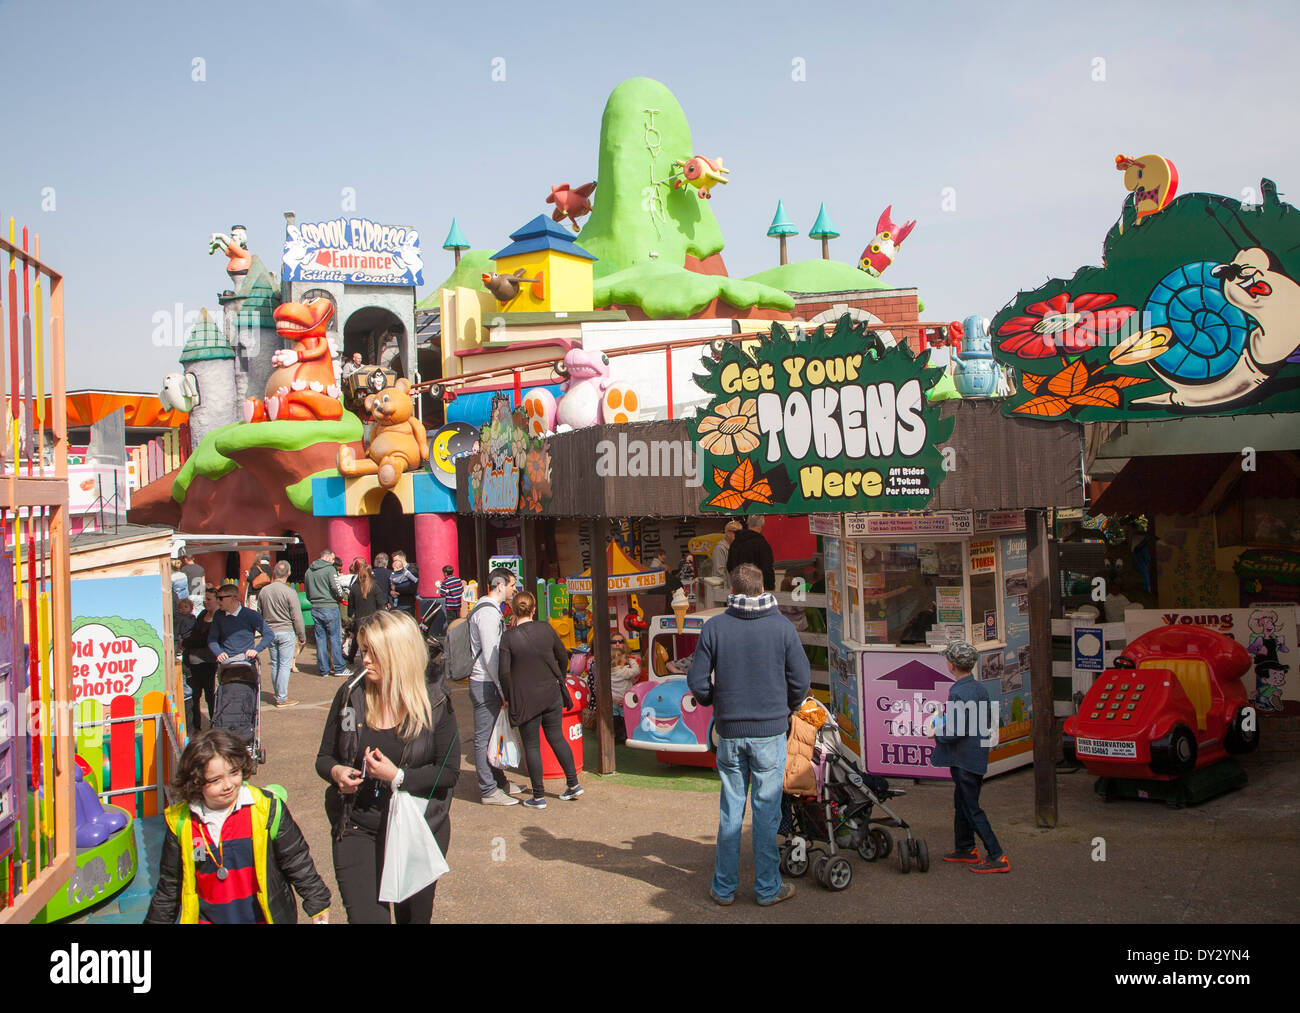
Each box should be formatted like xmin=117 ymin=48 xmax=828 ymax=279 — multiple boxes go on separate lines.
xmin=779 ymin=699 xmax=929 ymax=891
xmin=419 ymin=596 xmax=449 ymax=642
xmin=211 ymin=659 xmax=264 ymax=771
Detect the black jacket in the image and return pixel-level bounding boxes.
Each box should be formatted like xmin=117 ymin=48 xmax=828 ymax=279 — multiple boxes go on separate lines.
xmin=315 ymin=668 xmax=460 ymax=854
xmin=370 ymin=567 xmax=393 ymax=606
xmin=348 ymin=581 xmax=389 ymax=623
xmin=726 ymin=529 xmax=776 ymax=591
xmin=144 ymin=792 xmax=330 ymax=924
xmin=182 ymin=611 xmax=218 ymax=666
xmin=499 ymin=621 xmax=571 ymax=727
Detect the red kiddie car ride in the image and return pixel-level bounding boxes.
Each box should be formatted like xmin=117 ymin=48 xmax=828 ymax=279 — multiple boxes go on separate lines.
xmin=1063 ymin=626 xmax=1259 ymax=779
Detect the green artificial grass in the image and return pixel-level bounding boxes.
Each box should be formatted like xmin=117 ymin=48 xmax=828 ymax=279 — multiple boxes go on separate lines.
xmin=173 ymin=412 xmax=364 ymax=504
xmin=286 ymin=468 xmax=336 ymax=513
xmin=581 ymin=734 xmax=720 ymax=793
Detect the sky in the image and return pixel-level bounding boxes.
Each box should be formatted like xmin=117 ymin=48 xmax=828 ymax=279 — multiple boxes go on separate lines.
xmin=3 ymin=0 xmax=1298 ymax=392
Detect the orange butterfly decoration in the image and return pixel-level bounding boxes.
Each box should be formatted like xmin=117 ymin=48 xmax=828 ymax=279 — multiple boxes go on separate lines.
xmin=709 ymin=457 xmax=773 ymax=510
xmin=1014 ymin=361 xmax=1151 ymax=417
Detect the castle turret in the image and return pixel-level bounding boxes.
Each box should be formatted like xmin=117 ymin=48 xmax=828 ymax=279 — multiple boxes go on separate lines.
xmin=180 ymin=308 xmax=238 ymax=444
xmin=220 ymin=255 xmax=280 ymax=406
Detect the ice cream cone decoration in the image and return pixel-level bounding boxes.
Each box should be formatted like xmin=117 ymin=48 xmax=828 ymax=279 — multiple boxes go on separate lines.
xmin=671 ymin=588 xmax=690 ymax=633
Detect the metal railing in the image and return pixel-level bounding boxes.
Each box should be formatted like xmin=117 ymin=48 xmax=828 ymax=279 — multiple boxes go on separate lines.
xmin=75 ymin=708 xmax=185 ymax=813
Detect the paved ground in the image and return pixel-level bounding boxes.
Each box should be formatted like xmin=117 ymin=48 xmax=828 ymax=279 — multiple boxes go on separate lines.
xmin=245 ymin=648 xmax=1299 ymax=923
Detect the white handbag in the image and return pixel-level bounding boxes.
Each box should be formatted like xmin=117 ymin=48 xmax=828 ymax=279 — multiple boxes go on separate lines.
xmin=488 ymin=707 xmax=522 ymax=770
xmin=378 ymin=789 xmax=449 ymax=903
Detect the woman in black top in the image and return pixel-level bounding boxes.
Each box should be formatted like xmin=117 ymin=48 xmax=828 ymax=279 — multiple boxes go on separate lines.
xmin=498 ymin=591 xmax=582 ymax=809
xmin=181 ymin=586 xmax=220 ymax=731
xmin=315 ymin=610 xmax=460 ymax=924
xmin=346 ymin=563 xmax=388 ymax=666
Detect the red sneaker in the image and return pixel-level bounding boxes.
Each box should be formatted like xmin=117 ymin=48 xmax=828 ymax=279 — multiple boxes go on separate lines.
xmin=970 ymin=855 xmax=1010 ymax=873
xmin=943 ymin=849 xmax=980 ymax=864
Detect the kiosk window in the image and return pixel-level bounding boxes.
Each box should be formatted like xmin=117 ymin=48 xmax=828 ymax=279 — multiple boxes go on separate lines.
xmin=858 ymin=541 xmax=964 ymax=646
xmin=970 ymin=571 xmax=998 ymax=643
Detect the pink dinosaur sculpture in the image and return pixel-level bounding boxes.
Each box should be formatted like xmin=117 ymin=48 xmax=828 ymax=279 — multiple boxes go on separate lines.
xmin=523 ymin=348 xmax=641 ymax=436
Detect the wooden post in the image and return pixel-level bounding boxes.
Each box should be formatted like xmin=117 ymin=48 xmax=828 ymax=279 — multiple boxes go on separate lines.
xmin=475 ymin=516 xmax=488 ymax=591
xmin=820 ymin=237 xmax=829 ymax=260
xmin=1026 ymin=507 xmax=1058 ymax=828
xmin=779 ymin=236 xmax=788 ymax=266
xmin=520 ymin=518 xmax=534 ymax=592
xmin=591 ymin=517 xmax=614 ymax=774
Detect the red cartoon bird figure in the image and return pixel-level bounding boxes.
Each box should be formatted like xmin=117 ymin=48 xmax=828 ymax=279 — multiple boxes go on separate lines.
xmin=547 ymin=181 xmax=597 ymax=232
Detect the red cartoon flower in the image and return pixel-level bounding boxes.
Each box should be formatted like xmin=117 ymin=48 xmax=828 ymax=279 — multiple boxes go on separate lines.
xmin=997 ymin=292 xmax=1138 ymax=358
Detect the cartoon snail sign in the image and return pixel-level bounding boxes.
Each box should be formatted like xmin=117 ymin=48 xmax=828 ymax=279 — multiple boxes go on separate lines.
xmin=691 ymin=316 xmax=954 ymax=515
xmin=992 ymin=174 xmax=1300 ymax=421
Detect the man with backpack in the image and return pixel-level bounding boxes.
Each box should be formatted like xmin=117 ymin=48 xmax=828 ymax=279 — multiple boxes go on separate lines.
xmin=460 ymin=567 xmax=524 ymax=805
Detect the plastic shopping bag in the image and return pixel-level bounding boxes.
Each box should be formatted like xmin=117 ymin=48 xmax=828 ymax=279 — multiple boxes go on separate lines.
xmin=378 ymin=789 xmax=450 ymax=903
xmin=488 ymin=707 xmax=522 ymax=770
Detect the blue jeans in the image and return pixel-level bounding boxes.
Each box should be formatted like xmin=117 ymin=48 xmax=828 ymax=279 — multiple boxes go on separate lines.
xmin=312 ymin=606 xmax=345 ymax=675
xmin=268 ymin=631 xmax=298 ymax=701
xmin=952 ymin=766 xmax=1002 ymax=859
xmin=469 ymin=679 xmax=510 ymax=797
xmin=713 ymin=733 xmax=785 ymax=902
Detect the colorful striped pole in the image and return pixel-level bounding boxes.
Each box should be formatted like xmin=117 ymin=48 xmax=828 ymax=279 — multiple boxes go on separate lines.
xmin=33 ymin=237 xmax=43 ymax=472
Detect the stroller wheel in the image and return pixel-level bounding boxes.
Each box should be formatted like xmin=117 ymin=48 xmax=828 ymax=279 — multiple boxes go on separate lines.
xmin=811 ymin=855 xmax=830 ymax=887
xmin=856 ymin=834 xmax=879 ymax=862
xmin=825 ymin=857 xmax=853 ymax=891
xmin=871 ymin=827 xmax=892 ymax=859
xmin=780 ymin=841 xmax=809 ymax=878
xmin=898 ymin=841 xmax=912 ymax=874
xmin=915 ymin=839 xmax=930 ymax=873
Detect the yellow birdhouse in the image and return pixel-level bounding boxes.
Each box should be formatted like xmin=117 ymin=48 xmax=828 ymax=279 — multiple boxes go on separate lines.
xmin=487 ymin=215 xmax=596 ymax=313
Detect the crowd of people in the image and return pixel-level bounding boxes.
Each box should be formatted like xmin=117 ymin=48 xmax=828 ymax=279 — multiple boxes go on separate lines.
xmin=171 ymin=546 xmax=463 ymax=725
xmin=158 ymin=515 xmax=1008 ymax=923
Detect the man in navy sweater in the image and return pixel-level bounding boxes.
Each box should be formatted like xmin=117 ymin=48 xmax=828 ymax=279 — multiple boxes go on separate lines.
xmin=688 ymin=563 xmax=810 ymax=907
xmin=209 ymin=584 xmax=273 ymax=665
xmin=929 ymin=640 xmax=1009 ymax=873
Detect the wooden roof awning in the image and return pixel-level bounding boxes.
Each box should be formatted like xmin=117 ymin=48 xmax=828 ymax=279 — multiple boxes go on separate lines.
xmin=458 ymin=400 xmax=1085 ymax=519
xmin=1093 ymin=452 xmax=1300 ymax=516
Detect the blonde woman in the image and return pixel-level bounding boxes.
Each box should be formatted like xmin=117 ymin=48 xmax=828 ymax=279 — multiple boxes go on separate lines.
xmin=315 ymin=610 xmax=459 ymax=923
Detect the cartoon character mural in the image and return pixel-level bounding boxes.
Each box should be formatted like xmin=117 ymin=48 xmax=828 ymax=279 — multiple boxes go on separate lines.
xmin=243 ymin=298 xmax=343 ymax=422
xmin=465 ymin=393 xmax=552 ymax=514
xmin=858 ymin=206 xmax=916 ymax=278
xmin=428 ymin=421 xmax=479 ymax=490
xmin=1248 ymin=608 xmax=1290 ymax=712
xmin=623 ymin=674 xmax=713 ymax=750
xmin=522 ymin=347 xmax=640 ymax=435
xmin=993 ymin=176 xmax=1300 ymax=421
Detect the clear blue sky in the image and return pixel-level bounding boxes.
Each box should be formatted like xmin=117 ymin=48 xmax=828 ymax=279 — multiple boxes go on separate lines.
xmin=3 ymin=0 xmax=1297 ymax=391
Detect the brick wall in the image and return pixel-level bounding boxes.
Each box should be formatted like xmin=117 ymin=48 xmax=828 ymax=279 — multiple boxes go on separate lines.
xmin=790 ymin=287 xmax=921 ymax=353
